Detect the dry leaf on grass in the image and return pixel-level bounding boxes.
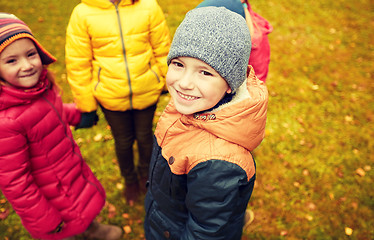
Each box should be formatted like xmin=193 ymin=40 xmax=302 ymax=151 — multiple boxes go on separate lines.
xmin=93 ymin=133 xmax=103 ymax=142
xmin=345 ymin=227 xmax=353 ymax=236
xmin=123 ymin=225 xmax=132 ymax=234
xmin=355 ymin=168 xmax=365 ymax=177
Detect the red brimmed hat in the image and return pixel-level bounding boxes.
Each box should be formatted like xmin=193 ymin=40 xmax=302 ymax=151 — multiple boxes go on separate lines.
xmin=0 ymin=13 xmax=56 ymax=65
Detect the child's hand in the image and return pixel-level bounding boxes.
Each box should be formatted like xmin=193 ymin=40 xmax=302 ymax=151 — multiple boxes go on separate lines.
xmin=75 ymin=111 xmax=99 ymax=130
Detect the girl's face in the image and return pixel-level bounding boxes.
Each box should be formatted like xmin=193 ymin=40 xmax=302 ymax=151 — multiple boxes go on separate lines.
xmin=0 ymin=38 xmax=43 ymax=88
xmin=166 ymin=56 xmax=231 ymax=115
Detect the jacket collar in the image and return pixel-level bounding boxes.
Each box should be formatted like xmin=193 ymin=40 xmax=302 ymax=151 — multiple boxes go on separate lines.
xmin=82 ymin=0 xmax=134 ymax=8
xmin=0 ymin=69 xmax=50 ymax=111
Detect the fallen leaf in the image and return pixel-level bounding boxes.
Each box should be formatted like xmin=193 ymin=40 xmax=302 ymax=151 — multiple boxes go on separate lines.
xmin=123 ymin=225 xmax=132 ymax=234
xmin=104 ymin=135 xmax=113 ymax=141
xmin=116 ymin=182 xmax=124 ymax=190
xmin=280 ymin=230 xmax=288 ymax=236
xmin=264 ymin=184 xmax=276 ymax=191
xmin=296 ymin=117 xmax=304 ymax=125
xmin=307 ymin=202 xmax=316 ymax=211
xmin=107 ymin=211 xmax=116 ymax=219
xmin=93 ymin=133 xmax=103 ymax=142
xmin=303 ymin=169 xmax=309 ymax=176
xmin=0 ymin=208 xmax=9 ymax=220
xmin=96 ymin=216 xmax=103 ymax=222
xmin=106 ymin=202 xmax=117 ymax=219
xmin=344 ymin=115 xmax=353 ymax=123
xmin=364 ymin=165 xmax=371 ymax=171
xmin=335 ymin=167 xmax=344 ymax=178
xmin=122 ymin=213 xmax=130 ymax=219
xmin=107 ymin=203 xmax=116 ymax=212
xmin=345 ymin=227 xmax=353 ymax=236
xmin=331 ymin=81 xmax=338 ymax=88
xmin=305 ymin=214 xmax=313 ymax=221
xmin=329 ymin=193 xmax=335 ymax=200
xmin=355 ymin=168 xmax=365 ymax=177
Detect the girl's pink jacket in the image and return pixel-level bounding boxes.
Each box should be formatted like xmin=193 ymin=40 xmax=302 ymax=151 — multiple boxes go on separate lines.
xmin=247 ymin=3 xmax=273 ymax=82
xmin=0 ymin=74 xmax=105 ymax=239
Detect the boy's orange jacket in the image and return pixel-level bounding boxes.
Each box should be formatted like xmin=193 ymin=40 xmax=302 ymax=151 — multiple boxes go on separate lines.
xmin=145 ymin=66 xmax=268 ymax=239
xmin=155 ymin=66 xmax=268 ymax=180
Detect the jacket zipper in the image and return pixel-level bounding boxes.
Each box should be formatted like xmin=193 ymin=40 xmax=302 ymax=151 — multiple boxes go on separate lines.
xmin=42 ymin=93 xmax=106 ymax=198
xmin=114 ymin=2 xmax=133 ymax=109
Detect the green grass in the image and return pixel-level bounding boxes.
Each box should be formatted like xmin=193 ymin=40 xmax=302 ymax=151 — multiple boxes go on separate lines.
xmin=0 ymin=0 xmax=373 ymax=239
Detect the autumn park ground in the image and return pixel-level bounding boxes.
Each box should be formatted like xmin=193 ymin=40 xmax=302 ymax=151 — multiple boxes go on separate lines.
xmin=0 ymin=0 xmax=373 ymax=239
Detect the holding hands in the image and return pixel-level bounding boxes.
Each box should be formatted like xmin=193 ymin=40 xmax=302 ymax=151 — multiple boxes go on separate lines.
xmin=75 ymin=111 xmax=99 ymax=130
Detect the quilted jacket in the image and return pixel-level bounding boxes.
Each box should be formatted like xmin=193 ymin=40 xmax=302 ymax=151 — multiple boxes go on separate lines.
xmin=65 ymin=0 xmax=171 ymax=112
xmin=0 ymin=71 xmax=106 ymax=239
xmin=246 ymin=3 xmax=273 ymax=82
xmin=144 ymin=66 xmax=268 ymax=239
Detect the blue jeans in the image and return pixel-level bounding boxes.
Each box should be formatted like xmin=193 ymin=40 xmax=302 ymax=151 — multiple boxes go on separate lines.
xmin=101 ymin=104 xmax=156 ymax=184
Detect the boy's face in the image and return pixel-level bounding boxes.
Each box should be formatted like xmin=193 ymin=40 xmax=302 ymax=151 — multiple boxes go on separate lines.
xmin=166 ymin=56 xmax=231 ymax=115
xmin=0 ymin=38 xmax=43 ymax=88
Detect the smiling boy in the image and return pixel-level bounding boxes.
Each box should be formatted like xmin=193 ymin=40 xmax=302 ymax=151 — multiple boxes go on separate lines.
xmin=144 ymin=6 xmax=268 ymax=240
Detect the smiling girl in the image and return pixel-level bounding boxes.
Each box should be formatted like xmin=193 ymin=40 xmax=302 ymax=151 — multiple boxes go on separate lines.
xmin=0 ymin=13 xmax=121 ymax=240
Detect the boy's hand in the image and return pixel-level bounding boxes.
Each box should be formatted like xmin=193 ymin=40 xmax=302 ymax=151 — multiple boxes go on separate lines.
xmin=75 ymin=111 xmax=99 ymax=130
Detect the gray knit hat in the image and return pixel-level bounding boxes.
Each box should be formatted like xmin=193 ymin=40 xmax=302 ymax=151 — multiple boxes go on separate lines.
xmin=167 ymin=6 xmax=251 ymax=93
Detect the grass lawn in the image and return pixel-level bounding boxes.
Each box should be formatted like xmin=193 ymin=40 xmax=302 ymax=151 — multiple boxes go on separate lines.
xmin=0 ymin=0 xmax=373 ymax=239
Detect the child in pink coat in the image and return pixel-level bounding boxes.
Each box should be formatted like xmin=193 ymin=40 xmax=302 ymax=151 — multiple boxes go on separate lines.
xmin=0 ymin=13 xmax=121 ymax=240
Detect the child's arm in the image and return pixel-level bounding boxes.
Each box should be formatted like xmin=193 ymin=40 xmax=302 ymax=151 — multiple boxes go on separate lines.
xmin=65 ymin=6 xmax=97 ymax=113
xmin=63 ymin=102 xmax=99 ymax=129
xmin=183 ymin=160 xmax=253 ymax=239
xmin=148 ymin=0 xmax=171 ymax=80
xmin=63 ymin=103 xmax=82 ymax=126
xmin=0 ymin=120 xmax=63 ymax=237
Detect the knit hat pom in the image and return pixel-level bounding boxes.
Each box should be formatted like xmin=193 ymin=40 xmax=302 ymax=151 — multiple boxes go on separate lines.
xmin=167 ymin=7 xmax=251 ymax=93
xmin=0 ymin=12 xmax=56 ymax=65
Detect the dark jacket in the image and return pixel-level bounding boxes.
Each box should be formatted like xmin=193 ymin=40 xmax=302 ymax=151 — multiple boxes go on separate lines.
xmin=144 ymin=67 xmax=268 ymax=239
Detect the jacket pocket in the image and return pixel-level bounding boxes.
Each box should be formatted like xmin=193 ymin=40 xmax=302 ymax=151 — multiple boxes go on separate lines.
xmin=94 ymin=67 xmax=102 ymax=91
xmin=149 ymin=62 xmax=160 ymax=83
xmin=148 ymin=207 xmax=177 ymax=240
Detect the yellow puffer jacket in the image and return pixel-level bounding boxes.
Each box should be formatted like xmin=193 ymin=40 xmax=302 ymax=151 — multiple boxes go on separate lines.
xmin=65 ymin=0 xmax=171 ymax=112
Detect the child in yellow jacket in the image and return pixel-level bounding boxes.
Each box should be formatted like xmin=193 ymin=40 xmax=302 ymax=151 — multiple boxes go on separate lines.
xmin=65 ymin=0 xmax=171 ymax=205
